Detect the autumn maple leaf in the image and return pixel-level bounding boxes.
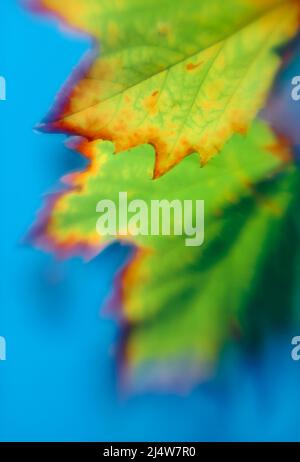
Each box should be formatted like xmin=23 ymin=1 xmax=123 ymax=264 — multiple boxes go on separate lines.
xmin=33 ymin=0 xmax=299 ymax=176
xmin=31 ymin=122 xmax=300 ymax=387
xmin=28 ymin=0 xmax=300 ymax=388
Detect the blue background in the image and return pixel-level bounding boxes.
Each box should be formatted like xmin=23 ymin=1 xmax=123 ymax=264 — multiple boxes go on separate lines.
xmin=0 ymin=0 xmax=300 ymax=441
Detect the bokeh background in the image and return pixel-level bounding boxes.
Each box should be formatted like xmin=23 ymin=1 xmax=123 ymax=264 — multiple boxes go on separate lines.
xmin=0 ymin=0 xmax=300 ymax=442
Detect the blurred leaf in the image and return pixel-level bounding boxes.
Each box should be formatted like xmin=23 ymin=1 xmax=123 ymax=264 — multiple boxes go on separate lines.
xmin=31 ymin=121 xmax=299 ymax=386
xmin=38 ymin=0 xmax=300 ymax=176
xmin=122 ymin=169 xmax=299 ymax=388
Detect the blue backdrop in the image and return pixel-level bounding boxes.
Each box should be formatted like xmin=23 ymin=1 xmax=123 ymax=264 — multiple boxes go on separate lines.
xmin=0 ymin=0 xmax=300 ymax=442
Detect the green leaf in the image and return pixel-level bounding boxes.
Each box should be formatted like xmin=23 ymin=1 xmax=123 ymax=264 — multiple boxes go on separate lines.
xmin=123 ymin=169 xmax=299 ymax=388
xmin=32 ymin=121 xmax=297 ymax=384
xmin=37 ymin=0 xmax=299 ymax=176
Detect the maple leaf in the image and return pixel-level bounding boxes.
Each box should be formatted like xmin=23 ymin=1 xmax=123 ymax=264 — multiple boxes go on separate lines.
xmin=121 ymin=170 xmax=299 ymax=389
xmin=30 ymin=121 xmax=299 ymax=386
xmin=34 ymin=0 xmax=300 ymax=176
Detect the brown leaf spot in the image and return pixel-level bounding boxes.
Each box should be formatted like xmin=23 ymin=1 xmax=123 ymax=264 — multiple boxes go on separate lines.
xmin=157 ymin=22 xmax=171 ymax=37
xmin=143 ymin=91 xmax=160 ymax=116
xmin=186 ymin=61 xmax=202 ymax=71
